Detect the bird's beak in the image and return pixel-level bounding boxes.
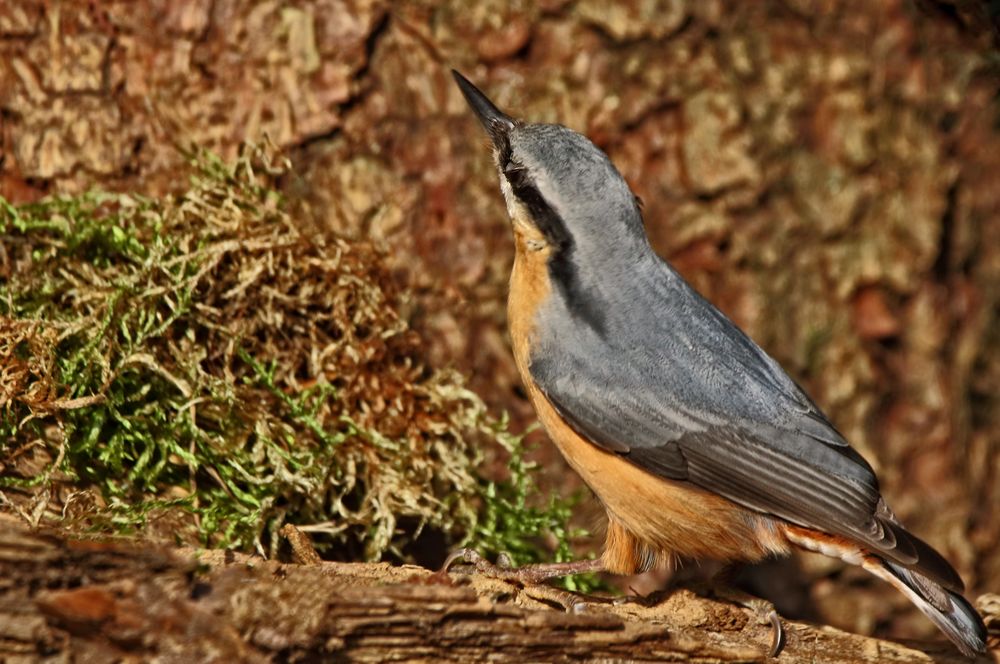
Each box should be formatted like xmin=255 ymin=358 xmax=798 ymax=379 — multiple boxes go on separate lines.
xmin=452 ymin=69 xmax=516 ymax=147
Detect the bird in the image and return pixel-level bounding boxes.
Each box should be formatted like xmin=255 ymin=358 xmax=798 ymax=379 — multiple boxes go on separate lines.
xmin=445 ymin=69 xmax=989 ymax=659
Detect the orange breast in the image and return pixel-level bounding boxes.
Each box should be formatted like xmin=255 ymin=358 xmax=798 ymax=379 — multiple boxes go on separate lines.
xmin=507 ymin=232 xmax=791 ymax=574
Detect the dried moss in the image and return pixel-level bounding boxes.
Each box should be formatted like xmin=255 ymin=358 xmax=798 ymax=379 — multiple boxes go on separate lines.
xmin=0 ymin=145 xmax=586 ymax=569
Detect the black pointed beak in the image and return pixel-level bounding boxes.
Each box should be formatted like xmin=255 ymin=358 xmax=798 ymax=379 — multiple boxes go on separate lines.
xmin=452 ymin=70 xmax=516 ymax=147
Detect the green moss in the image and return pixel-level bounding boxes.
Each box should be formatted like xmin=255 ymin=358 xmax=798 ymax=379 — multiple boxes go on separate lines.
xmin=466 ymin=421 xmax=600 ymax=591
xmin=0 ymin=145 xmax=590 ymax=571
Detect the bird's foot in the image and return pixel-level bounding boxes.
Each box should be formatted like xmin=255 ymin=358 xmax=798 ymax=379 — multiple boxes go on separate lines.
xmin=439 ymin=548 xmax=604 ymax=586
xmin=709 ymin=584 xmax=786 ymax=658
xmin=751 ymin=601 xmax=785 ymax=658
xmin=522 ymin=584 xmax=592 ymax=614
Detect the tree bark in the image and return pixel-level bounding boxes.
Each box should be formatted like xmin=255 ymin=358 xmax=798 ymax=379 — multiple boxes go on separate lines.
xmin=0 ymin=516 xmax=991 ymax=663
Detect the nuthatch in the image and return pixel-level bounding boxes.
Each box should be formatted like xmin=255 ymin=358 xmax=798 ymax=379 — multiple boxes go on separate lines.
xmin=447 ymin=70 xmax=987 ymax=658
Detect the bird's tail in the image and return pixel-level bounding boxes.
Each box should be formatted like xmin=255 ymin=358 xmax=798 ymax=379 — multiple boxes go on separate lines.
xmin=863 ymin=557 xmax=988 ymax=658
xmin=785 ymin=524 xmax=988 ymax=657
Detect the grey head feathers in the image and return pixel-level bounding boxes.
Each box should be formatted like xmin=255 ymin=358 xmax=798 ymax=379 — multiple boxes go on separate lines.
xmin=452 ymin=71 xmax=647 ymax=267
xmin=504 ymin=123 xmax=646 ymax=250
xmin=452 ymin=70 xmax=653 ymax=335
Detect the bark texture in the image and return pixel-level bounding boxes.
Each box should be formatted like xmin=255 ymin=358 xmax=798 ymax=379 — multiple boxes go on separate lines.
xmin=2 ymin=0 xmax=999 ymax=649
xmin=1 ymin=517 xmax=997 ymax=663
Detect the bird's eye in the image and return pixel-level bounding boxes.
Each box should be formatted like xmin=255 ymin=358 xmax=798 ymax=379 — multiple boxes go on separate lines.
xmin=496 ymin=134 xmax=514 ymax=169
xmin=504 ymin=162 xmax=530 ymax=190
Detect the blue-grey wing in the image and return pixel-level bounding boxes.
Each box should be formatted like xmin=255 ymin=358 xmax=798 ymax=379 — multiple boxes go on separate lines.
xmin=528 ymin=266 xmax=962 ymax=590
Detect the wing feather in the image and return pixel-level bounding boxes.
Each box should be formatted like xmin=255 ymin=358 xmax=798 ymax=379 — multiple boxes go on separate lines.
xmin=529 ymin=258 xmax=963 ymax=590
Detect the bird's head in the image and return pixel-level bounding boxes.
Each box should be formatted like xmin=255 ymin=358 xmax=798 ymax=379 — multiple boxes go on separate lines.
xmin=452 ymin=70 xmax=647 ymax=260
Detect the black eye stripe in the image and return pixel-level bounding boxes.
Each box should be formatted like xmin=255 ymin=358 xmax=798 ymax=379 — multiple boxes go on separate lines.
xmin=499 ymin=153 xmax=606 ymax=336
xmin=504 ymin=163 xmax=530 ymax=189
xmin=502 ymin=164 xmax=570 ymax=251
xmin=496 ymin=132 xmax=513 ymax=169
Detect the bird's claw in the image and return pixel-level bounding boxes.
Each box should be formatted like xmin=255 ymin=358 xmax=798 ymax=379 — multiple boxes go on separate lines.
xmin=438 ymin=548 xmax=521 ymax=580
xmin=739 ymin=598 xmax=785 ymax=658
xmin=438 ymin=547 xmax=488 ymax=575
xmin=766 ymin=609 xmax=785 ymax=658
xmin=496 ymin=551 xmax=515 ymax=569
xmin=708 ymin=582 xmax=786 ymax=658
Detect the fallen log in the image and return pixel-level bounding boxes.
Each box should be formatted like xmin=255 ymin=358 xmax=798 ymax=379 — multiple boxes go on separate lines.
xmin=0 ymin=516 xmax=993 ymax=663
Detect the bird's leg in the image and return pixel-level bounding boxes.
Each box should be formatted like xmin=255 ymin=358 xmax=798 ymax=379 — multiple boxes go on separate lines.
xmin=438 ymin=549 xmax=605 ymax=613
xmin=439 ymin=548 xmax=605 ymax=585
xmin=708 ymin=565 xmax=786 ymax=658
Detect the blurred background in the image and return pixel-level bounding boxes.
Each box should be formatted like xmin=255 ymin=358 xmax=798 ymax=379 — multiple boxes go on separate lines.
xmin=2 ymin=0 xmax=998 ymax=647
